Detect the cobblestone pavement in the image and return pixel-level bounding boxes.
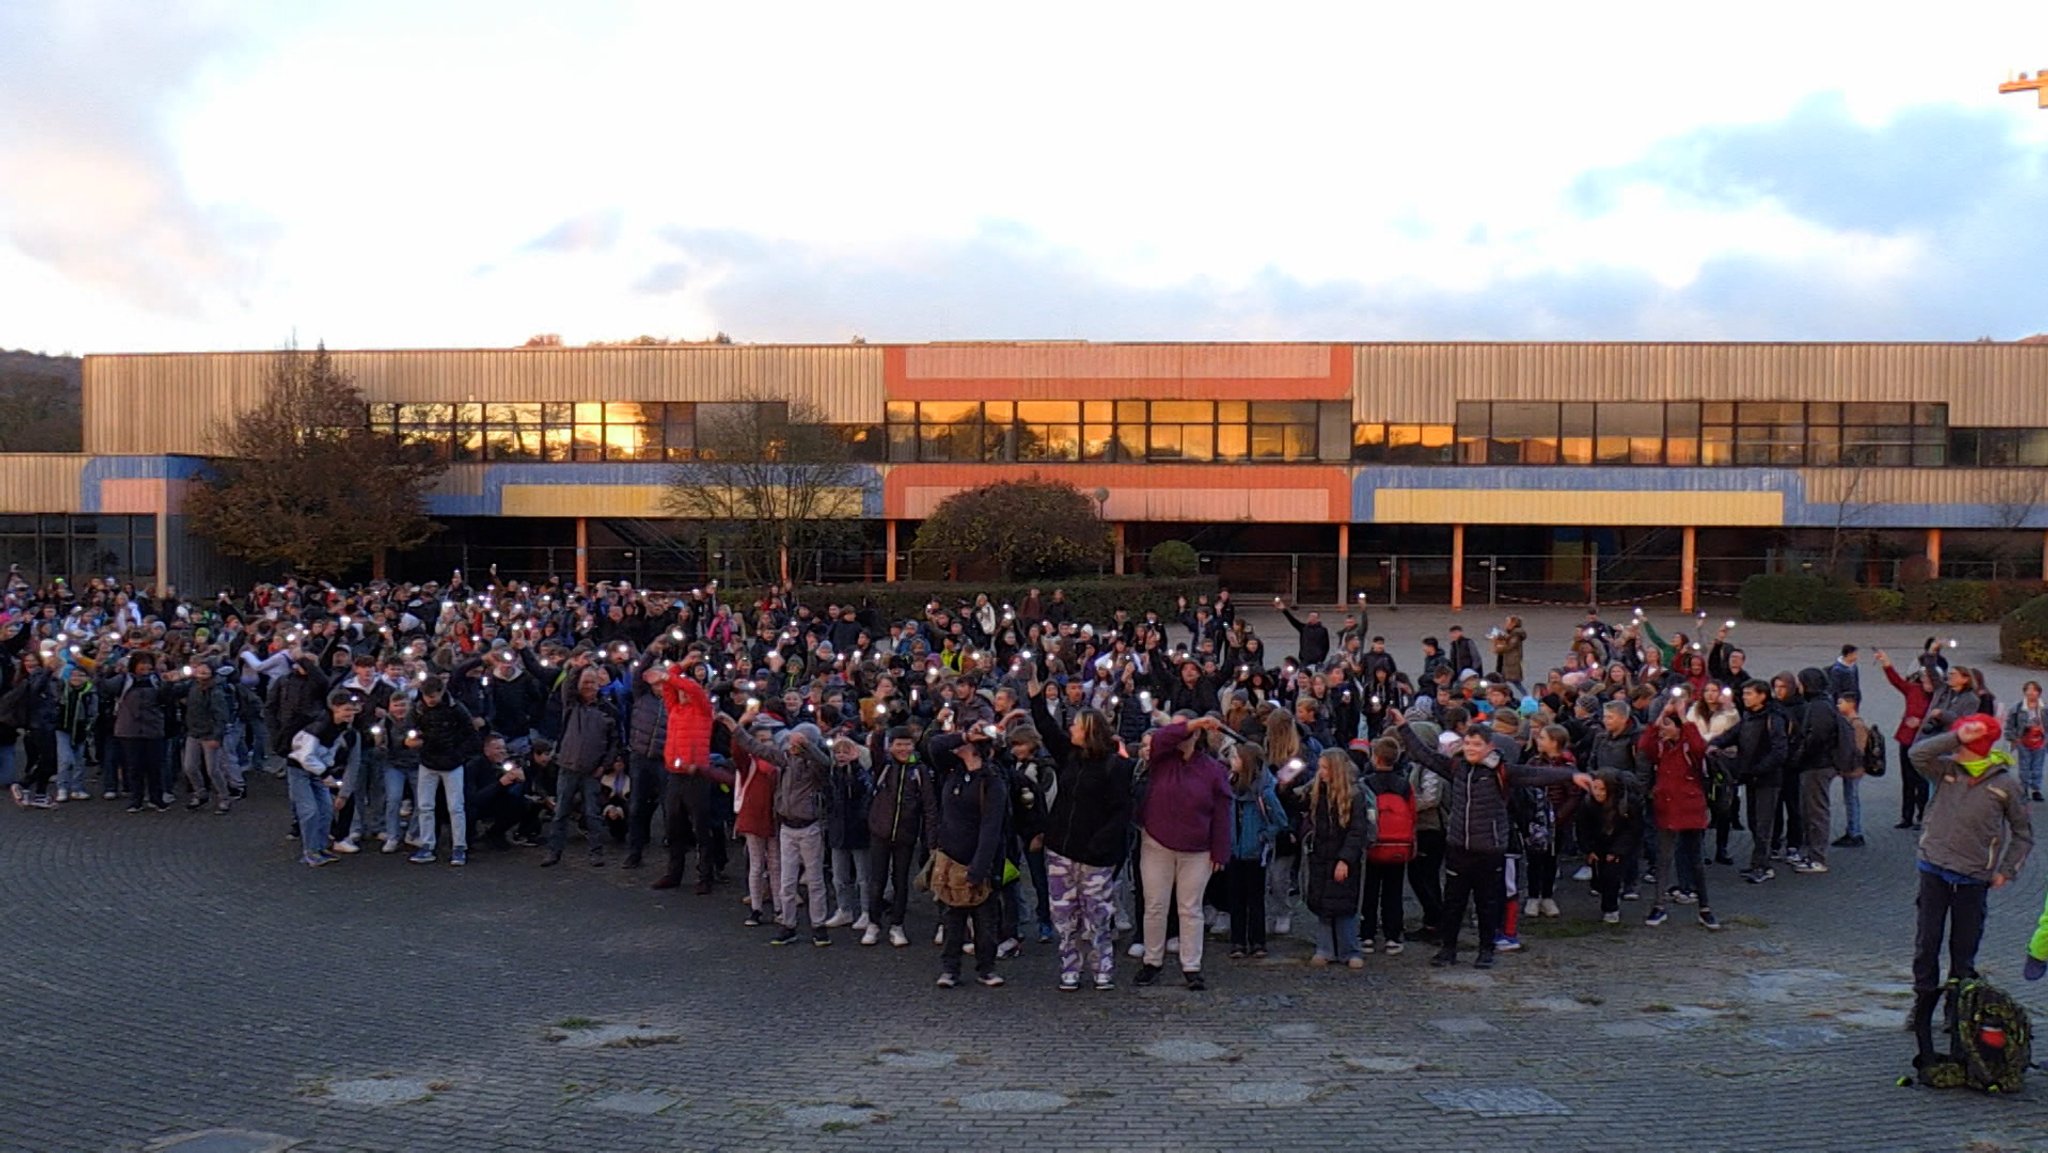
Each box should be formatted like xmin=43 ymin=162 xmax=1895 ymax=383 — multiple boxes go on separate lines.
xmin=3 ymin=610 xmax=2047 ymax=1152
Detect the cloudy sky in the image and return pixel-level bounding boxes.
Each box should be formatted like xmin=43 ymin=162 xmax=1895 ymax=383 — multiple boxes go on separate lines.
xmin=4 ymin=1 xmax=2047 ymax=353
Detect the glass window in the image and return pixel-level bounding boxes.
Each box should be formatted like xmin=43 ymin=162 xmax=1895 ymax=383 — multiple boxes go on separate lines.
xmin=1116 ymin=400 xmax=1148 ymax=425
xmin=1217 ymin=424 xmax=1251 ymax=462
xmin=1597 ymin=403 xmax=1664 ymax=465
xmin=1947 ymin=429 xmax=1981 ymax=467
xmin=1251 ymin=401 xmax=1316 ymax=423
xmin=1083 ymin=401 xmax=1113 ymax=423
xmin=1352 ymin=424 xmax=1387 ymax=463
xmin=486 ymin=424 xmax=541 ymax=462
xmin=1082 ymin=424 xmax=1115 ymax=462
xmin=1737 ymin=402 xmax=1803 ymax=425
xmin=918 ymin=401 xmax=981 ymax=463
xmin=1152 ymin=401 xmax=1212 ymax=424
xmin=572 ymin=421 xmax=604 ymax=462
xmin=1842 ymin=403 xmax=1910 ymax=426
xmin=1702 ymin=402 xmax=1734 ymax=425
xmin=1115 ymin=423 xmax=1146 ymax=463
xmin=2023 ymin=430 xmax=2048 ymax=469
xmin=1016 ymin=401 xmax=1078 ymax=425
xmin=1385 ymin=424 xmax=1455 ymax=464
xmin=1700 ymin=425 xmax=1734 ymax=466
xmin=1179 ymin=424 xmax=1216 ymax=462
xmin=1916 ymin=403 xmax=1948 ymax=428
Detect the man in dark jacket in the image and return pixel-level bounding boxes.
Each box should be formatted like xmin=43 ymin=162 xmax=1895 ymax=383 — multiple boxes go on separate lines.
xmin=1713 ymin=680 xmax=1789 ymax=884
xmin=1791 ymin=666 xmax=1842 ymax=874
xmin=407 ymin=675 xmax=478 ymax=866
xmin=102 ymin=652 xmax=172 ymax=812
xmin=543 ymin=666 xmax=621 ymax=868
xmin=1446 ymin=626 xmax=1484 ymax=683
xmin=1279 ymin=603 xmax=1330 ymax=667
xmin=1826 ymin=645 xmax=1861 ymax=701
xmin=487 ymin=648 xmax=548 ymax=754
xmin=864 ymin=726 xmax=930 ymax=947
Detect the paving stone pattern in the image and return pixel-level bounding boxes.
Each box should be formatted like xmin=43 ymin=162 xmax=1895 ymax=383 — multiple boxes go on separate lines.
xmin=3 ymin=609 xmax=2048 ymax=1152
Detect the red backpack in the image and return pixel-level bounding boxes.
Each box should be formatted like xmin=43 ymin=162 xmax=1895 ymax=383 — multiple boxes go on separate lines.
xmin=1368 ymin=785 xmax=1416 ymax=865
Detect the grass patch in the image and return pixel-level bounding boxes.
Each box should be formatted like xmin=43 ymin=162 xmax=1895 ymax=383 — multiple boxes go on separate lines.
xmin=295 ymin=1080 xmax=330 ymax=1098
xmin=553 ymin=1017 xmax=603 ymax=1030
xmin=1576 ymin=995 xmax=1607 ymax=1007
xmin=821 ymin=1121 xmax=861 ymax=1134
xmin=1726 ymin=915 xmax=1769 ymax=929
xmin=1641 ymin=1003 xmax=1676 ymax=1013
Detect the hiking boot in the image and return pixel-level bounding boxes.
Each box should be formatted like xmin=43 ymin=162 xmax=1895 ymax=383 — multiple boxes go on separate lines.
xmin=1645 ymin=906 xmax=1669 ymax=927
xmin=1134 ymin=963 xmax=1163 ymax=987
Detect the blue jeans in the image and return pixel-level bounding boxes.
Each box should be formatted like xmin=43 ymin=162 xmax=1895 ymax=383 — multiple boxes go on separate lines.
xmin=416 ymin=766 xmax=467 ymax=853
xmin=287 ymin=765 xmax=334 ymax=859
xmin=548 ymin=769 xmax=603 ymax=855
xmin=1315 ymin=913 xmax=1362 ymax=962
xmin=381 ymin=765 xmax=410 ymax=841
xmin=344 ymin=750 xmax=388 ymax=840
xmin=1840 ymin=775 xmax=1863 ymax=838
xmin=0 ymin=742 xmax=18 ymax=788
xmin=2017 ymin=746 xmax=2046 ymax=796
xmin=56 ymin=733 xmax=88 ymax=796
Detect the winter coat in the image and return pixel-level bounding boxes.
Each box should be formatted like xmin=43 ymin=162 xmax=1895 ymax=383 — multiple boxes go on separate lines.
xmin=867 ymin=756 xmax=931 ymax=845
xmin=1229 ymin=767 xmax=1290 ymax=862
xmin=626 ymin=679 xmax=667 ymax=760
xmin=556 ymin=684 xmax=621 ymax=777
xmin=1638 ymin=723 xmax=1709 ymax=831
xmin=487 ymin=664 xmax=547 ymax=739
xmin=826 ymin=753 xmax=873 ymax=851
xmin=175 ymin=679 xmax=235 ymax=742
xmin=926 ymin=736 xmax=1006 ymax=887
xmin=1792 ymin=668 xmax=1841 ymax=773
xmin=1922 ymin=684 xmax=1981 ymax=740
xmin=1396 ymin=724 xmax=1579 ymax=854
xmin=1492 ymin=626 xmax=1527 ymax=684
xmin=1575 ymin=798 xmax=1643 ymax=861
xmin=1714 ymin=698 xmax=1788 ymax=783
xmin=657 ymin=673 xmax=715 ymax=773
xmin=104 ymin=671 xmax=169 ymax=740
xmin=731 ymin=745 xmax=779 ymax=840
xmin=1910 ymin=731 xmax=2034 ymax=883
xmin=263 ymin=658 xmax=330 ymax=754
xmin=414 ymin=695 xmax=478 ymax=772
xmin=1302 ymin=782 xmax=1371 ymax=918
xmin=1882 ymin=664 xmax=1936 ymax=745
xmin=1137 ymin=721 xmax=1233 ymax=863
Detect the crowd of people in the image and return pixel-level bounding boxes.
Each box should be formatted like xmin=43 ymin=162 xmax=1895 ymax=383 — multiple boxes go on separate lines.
xmin=0 ymin=569 xmax=2040 ymax=1033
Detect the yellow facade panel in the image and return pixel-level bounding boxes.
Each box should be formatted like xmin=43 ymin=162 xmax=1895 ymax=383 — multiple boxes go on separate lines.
xmin=1374 ymin=488 xmax=1783 ymax=527
xmin=500 ymin=484 xmax=865 ymax=519
xmin=0 ymin=455 xmax=87 ymax=512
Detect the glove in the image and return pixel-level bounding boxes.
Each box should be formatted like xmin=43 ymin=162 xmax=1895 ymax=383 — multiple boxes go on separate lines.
xmin=2025 ymin=955 xmax=2046 ymax=982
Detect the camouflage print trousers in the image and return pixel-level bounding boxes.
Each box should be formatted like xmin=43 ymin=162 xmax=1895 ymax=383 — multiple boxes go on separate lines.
xmin=1046 ymin=849 xmax=1118 ymax=982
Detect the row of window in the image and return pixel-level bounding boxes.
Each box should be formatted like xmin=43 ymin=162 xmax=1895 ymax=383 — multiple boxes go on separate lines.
xmin=883 ymin=400 xmax=1324 ymax=463
xmin=0 ymin=515 xmax=157 ymax=583
xmin=363 ymin=402 xmax=885 ymax=463
xmin=360 ymin=399 xmax=2041 ymax=470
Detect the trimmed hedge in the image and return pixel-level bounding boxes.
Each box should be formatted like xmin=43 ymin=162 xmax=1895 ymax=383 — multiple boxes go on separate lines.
xmin=775 ymin=577 xmax=1221 ymax=627
xmin=1148 ymin=540 xmax=1200 ymax=579
xmin=1741 ymin=574 xmax=2046 ymax=624
xmin=2001 ymin=594 xmax=2048 ymax=669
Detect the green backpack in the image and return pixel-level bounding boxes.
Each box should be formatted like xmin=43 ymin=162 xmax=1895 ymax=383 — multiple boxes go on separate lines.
xmin=1914 ymin=978 xmax=2032 ymax=1094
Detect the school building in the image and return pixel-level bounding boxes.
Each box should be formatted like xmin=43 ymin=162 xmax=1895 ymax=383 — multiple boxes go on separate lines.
xmin=5 ymin=341 xmax=2047 ymax=606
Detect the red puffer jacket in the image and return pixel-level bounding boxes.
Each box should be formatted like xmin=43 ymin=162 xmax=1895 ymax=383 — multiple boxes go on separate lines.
xmin=657 ymin=674 xmax=714 ymax=775
xmin=1638 ymin=723 xmax=1709 ymax=832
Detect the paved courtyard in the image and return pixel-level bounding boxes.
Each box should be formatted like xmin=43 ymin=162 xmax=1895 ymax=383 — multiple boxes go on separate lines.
xmin=3 ymin=608 xmax=2047 ymax=1152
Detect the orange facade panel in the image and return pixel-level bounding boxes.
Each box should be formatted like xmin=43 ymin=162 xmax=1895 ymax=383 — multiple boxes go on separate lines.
xmin=882 ymin=463 xmax=1350 ymax=522
xmin=891 ymin=344 xmax=1350 ymax=400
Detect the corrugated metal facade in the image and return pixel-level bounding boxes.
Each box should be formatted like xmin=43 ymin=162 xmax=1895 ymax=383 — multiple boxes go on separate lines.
xmin=1799 ymin=467 xmax=2048 ymax=507
xmin=1353 ymin=343 xmax=2048 ymax=425
xmin=903 ymin=343 xmax=1335 ymax=380
xmin=0 ymin=455 xmax=88 ymax=512
xmin=84 ymin=346 xmax=887 ymax=454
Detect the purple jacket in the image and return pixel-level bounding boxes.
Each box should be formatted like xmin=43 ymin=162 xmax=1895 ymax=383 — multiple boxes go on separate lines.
xmin=1139 ymin=722 xmax=1233 ymax=863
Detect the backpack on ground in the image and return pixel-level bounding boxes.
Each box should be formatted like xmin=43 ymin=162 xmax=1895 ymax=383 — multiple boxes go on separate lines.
xmin=1911 ymin=977 xmax=2032 ymax=1094
xmin=1368 ymin=786 xmax=1416 ymax=865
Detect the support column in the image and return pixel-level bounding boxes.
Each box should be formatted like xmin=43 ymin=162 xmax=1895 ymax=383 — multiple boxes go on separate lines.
xmin=1114 ymin=523 xmax=1127 ymax=576
xmin=885 ymin=519 xmax=899 ymax=583
xmin=155 ymin=520 xmax=170 ymax=597
xmin=1925 ymin=528 xmax=1943 ymax=580
xmin=1336 ymin=523 xmax=1351 ymax=606
xmin=574 ymin=517 xmax=589 ymax=588
xmin=1680 ymin=526 xmax=1697 ymax=613
xmin=1450 ymin=523 xmax=1466 ymax=611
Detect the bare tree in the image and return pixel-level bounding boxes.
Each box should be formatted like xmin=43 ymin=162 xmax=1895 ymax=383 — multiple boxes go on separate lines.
xmin=1824 ymin=446 xmax=1880 ymax=577
xmin=1981 ymin=473 xmax=2047 ymax=578
xmin=662 ymin=397 xmax=866 ymax=586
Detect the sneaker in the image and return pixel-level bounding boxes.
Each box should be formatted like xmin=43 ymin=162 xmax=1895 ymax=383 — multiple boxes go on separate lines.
xmin=1115 ymin=909 xmax=1135 ymax=932
xmin=1473 ymin=952 xmax=1495 ymax=970
xmin=889 ymin=926 xmax=911 ymax=948
xmin=9 ymin=784 xmax=24 ymax=808
xmin=824 ymin=910 xmax=856 ymax=929
xmin=977 ymin=973 xmax=1005 ymax=988
xmin=1791 ymin=859 xmax=1829 ymax=874
xmin=1346 ymin=957 xmax=1365 ymax=970
xmin=995 ymin=937 xmax=1021 ymax=959
xmin=450 ymin=850 xmax=467 ymax=867
xmin=962 ymin=942 xmax=974 ymax=956
xmin=621 ymin=854 xmax=643 ymax=870
xmin=1037 ymin=924 xmax=1055 ymax=944
xmin=409 ymin=849 xmax=436 ymax=864
xmin=150 ymin=801 xmax=171 ymax=813
xmin=743 ymin=910 xmax=765 ymax=928
xmin=1744 ymin=867 xmax=1776 ymax=884
xmin=184 ymin=796 xmax=205 ymax=811
xmin=1182 ymin=970 xmax=1206 ymax=991
xmin=768 ymin=928 xmax=799 ymax=947
xmin=1385 ymin=940 xmax=1405 ymax=955
xmin=400 ymin=800 xmax=414 ymax=819
xmin=1126 ymin=942 xmax=1147 ymax=959
xmin=1429 ymin=951 xmax=1456 ymax=968
xmin=1093 ymin=973 xmax=1115 ymax=991
xmin=1271 ymin=914 xmax=1291 ymax=935
xmin=853 ymin=914 xmax=872 ymax=933
xmin=2033 ymin=790 xmax=2045 ymax=803
xmin=1893 ymin=819 xmax=1915 ymax=830
xmin=1059 ymin=973 xmax=1081 ymax=992
xmin=935 ymin=925 xmax=947 ymax=948
xmin=1697 ymin=909 xmax=1723 ymax=931
xmin=330 ymin=837 xmax=361 ymax=855
xmin=1602 ymin=911 xmax=1621 ymax=924
xmin=1668 ymin=888 xmax=1698 ymax=906
xmin=935 ymin=973 xmax=958 ymax=989
xmin=1571 ymin=864 xmax=1594 ymax=882
xmin=1642 ymin=871 xmax=1657 ymax=887
xmin=1539 ymin=898 xmax=1561 ymax=917
xmin=1522 ymin=898 xmax=1540 ymax=916
xmin=1493 ymin=935 xmax=1522 ymax=953
xmin=1620 ymin=887 xmax=1640 ymax=902
xmin=812 ymin=927 xmax=831 ymax=948
xmin=587 ymin=852 xmax=605 ymax=869
xmin=539 ymin=852 xmax=562 ymax=868
xmin=1645 ymin=907 xmax=1669 ymax=927
xmin=301 ymin=853 xmax=333 ymax=868
xmin=228 ymin=785 xmax=247 ymax=801
xmin=1309 ymin=953 xmax=1331 ymax=967
xmin=1713 ymin=852 xmax=1735 ymax=865
xmin=861 ymin=924 xmax=882 ymax=947
xmin=28 ymin=795 xmax=54 ymax=809
xmin=103 ymin=790 xmax=118 ymax=801
xmin=1830 ymin=834 xmax=1858 ymax=848
xmin=1134 ymin=963 xmax=1163 ymax=987
xmin=1361 ymin=940 xmax=1376 ymax=955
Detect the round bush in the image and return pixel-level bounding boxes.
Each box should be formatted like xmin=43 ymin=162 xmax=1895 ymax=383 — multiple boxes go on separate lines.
xmin=2000 ymin=594 xmax=2048 ymax=669
xmin=1148 ymin=540 xmax=1200 ymax=579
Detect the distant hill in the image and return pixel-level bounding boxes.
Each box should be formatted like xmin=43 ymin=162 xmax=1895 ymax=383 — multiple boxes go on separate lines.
xmin=0 ymin=350 xmax=82 ymax=452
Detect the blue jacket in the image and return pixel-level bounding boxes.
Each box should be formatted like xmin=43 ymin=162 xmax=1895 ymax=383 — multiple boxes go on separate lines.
xmin=1230 ymin=767 xmax=1291 ymax=861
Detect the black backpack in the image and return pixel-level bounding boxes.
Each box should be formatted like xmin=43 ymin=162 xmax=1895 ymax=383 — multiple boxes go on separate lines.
xmin=1914 ymin=977 xmax=2032 ymax=1093
xmin=1862 ymin=727 xmax=1887 ymax=779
